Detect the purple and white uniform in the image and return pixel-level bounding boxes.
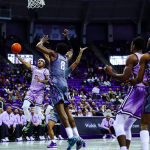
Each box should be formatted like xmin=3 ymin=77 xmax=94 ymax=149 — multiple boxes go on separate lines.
xmin=24 ymin=65 xmax=49 ymax=107
xmin=118 ymin=53 xmax=147 ymax=119
xmin=142 ymin=51 xmax=150 ymax=114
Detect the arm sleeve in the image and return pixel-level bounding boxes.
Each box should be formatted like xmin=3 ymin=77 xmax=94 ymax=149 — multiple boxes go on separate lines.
xmin=44 ymin=69 xmax=50 ymax=76
xmin=110 ymin=118 xmax=115 ymax=126
xmin=101 ymin=119 xmax=109 ymax=130
xmin=2 ymin=113 xmax=10 ymax=127
xmin=65 ymin=67 xmax=72 ymax=78
xmin=31 ymin=65 xmax=36 ymax=72
xmin=45 ymin=105 xmax=53 ymax=116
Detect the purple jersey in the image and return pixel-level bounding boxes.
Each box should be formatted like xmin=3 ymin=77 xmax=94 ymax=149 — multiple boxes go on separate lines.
xmin=130 ymin=53 xmax=147 ymax=87
xmin=30 ymin=65 xmax=49 ymax=92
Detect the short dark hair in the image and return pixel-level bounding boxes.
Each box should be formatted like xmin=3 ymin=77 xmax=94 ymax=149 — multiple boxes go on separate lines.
xmin=56 ymin=43 xmax=68 ymax=55
xmin=132 ymin=37 xmax=145 ymax=50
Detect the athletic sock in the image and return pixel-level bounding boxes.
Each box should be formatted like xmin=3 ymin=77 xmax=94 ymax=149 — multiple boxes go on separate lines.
xmin=65 ymin=127 xmax=73 ymax=139
xmin=51 ymin=140 xmax=56 ymax=143
xmin=72 ymin=127 xmax=79 ymax=137
xmin=120 ymin=146 xmax=127 ymax=150
xmin=23 ymin=108 xmax=30 ymax=122
xmin=140 ymin=130 xmax=149 ymax=150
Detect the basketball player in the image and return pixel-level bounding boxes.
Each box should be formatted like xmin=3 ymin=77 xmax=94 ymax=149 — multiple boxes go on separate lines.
xmin=104 ymin=37 xmax=146 ymax=150
xmin=45 ymin=47 xmax=87 ymax=148
xmin=127 ymin=38 xmax=150 ymax=150
xmin=36 ymin=30 xmax=83 ymax=150
xmin=15 ymin=54 xmax=49 ymax=132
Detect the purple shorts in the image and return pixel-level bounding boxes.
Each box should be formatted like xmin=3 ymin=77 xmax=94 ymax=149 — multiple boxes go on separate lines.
xmin=118 ymin=86 xmax=146 ymax=120
xmin=24 ymin=90 xmax=44 ymax=107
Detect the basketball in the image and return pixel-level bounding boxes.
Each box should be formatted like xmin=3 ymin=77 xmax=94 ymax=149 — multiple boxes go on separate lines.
xmin=11 ymin=43 xmax=22 ymax=54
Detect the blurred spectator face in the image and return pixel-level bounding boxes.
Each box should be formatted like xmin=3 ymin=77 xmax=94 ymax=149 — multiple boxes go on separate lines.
xmin=112 ymin=95 xmax=116 ymax=99
xmin=82 ymin=110 xmax=86 ymax=116
xmin=70 ymin=99 xmax=73 ymax=103
xmin=106 ymin=95 xmax=110 ymax=98
xmin=89 ymin=99 xmax=92 ymax=103
xmin=31 ymin=108 xmax=35 ymax=115
xmin=69 ymin=109 xmax=72 ymax=114
xmin=106 ymin=115 xmax=111 ymax=121
xmin=119 ymin=95 xmax=121 ymax=99
xmin=81 ymin=100 xmax=85 ymax=104
xmin=107 ymin=109 xmax=111 ymax=113
xmin=94 ymin=74 xmax=97 ymax=77
xmin=0 ymin=108 xmax=4 ymax=114
xmin=44 ymin=96 xmax=48 ymax=100
xmin=116 ymin=96 xmax=119 ymax=100
xmin=7 ymin=106 xmax=12 ymax=114
xmin=92 ymin=102 xmax=95 ymax=106
xmin=88 ymin=93 xmax=91 ymax=96
xmin=80 ymin=91 xmax=84 ymax=95
xmin=110 ymin=106 xmax=113 ymax=111
xmin=116 ymin=88 xmax=119 ymax=91
xmin=121 ymin=83 xmax=125 ymax=86
xmin=105 ymin=79 xmax=107 ymax=82
xmin=122 ymin=89 xmax=125 ymax=92
xmin=19 ymin=110 xmax=23 ymax=116
xmin=92 ymin=110 xmax=96 ymax=116
xmin=105 ymin=102 xmax=108 ymax=105
xmin=72 ymin=90 xmax=75 ymax=93
xmin=109 ymin=88 xmax=112 ymax=91
xmin=96 ymin=85 xmax=99 ymax=88
xmin=78 ymin=109 xmax=82 ymax=114
xmin=75 ymin=92 xmax=78 ymax=96
xmin=81 ymin=86 xmax=84 ymax=89
xmin=5 ymin=86 xmax=8 ymax=89
xmin=14 ymin=108 xmax=18 ymax=115
xmin=99 ymin=107 xmax=102 ymax=112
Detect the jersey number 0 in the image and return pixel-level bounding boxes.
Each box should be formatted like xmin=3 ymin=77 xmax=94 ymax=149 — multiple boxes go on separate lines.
xmin=61 ymin=61 xmax=65 ymax=70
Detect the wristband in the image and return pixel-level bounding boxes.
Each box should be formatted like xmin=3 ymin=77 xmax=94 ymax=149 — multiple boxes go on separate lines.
xmin=36 ymin=41 xmax=43 ymax=47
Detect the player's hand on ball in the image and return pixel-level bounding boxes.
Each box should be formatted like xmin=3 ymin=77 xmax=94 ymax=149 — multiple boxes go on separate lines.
xmin=62 ymin=29 xmax=69 ymax=38
xmin=104 ymin=65 xmax=112 ymax=75
xmin=41 ymin=35 xmax=49 ymax=44
xmin=37 ymin=77 xmax=41 ymax=82
xmin=80 ymin=47 xmax=88 ymax=53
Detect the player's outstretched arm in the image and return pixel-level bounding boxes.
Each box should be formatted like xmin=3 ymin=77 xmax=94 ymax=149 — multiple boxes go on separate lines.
xmin=36 ymin=35 xmax=57 ymax=59
xmin=43 ymin=53 xmax=50 ymax=65
xmin=15 ymin=54 xmax=31 ymax=70
xmin=71 ymin=47 xmax=88 ymax=71
xmin=104 ymin=55 xmax=135 ymax=82
xmin=37 ymin=75 xmax=49 ymax=84
xmin=63 ymin=29 xmax=73 ymax=61
xmin=127 ymin=53 xmax=149 ymax=86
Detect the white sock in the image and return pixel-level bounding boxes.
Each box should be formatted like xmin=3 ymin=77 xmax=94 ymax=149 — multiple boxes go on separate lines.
xmin=65 ymin=127 xmax=73 ymax=139
xmin=22 ymin=100 xmax=31 ymax=122
xmin=72 ymin=127 xmax=79 ymax=137
xmin=51 ymin=140 xmax=56 ymax=143
xmin=120 ymin=146 xmax=127 ymax=150
xmin=35 ymin=106 xmax=45 ymax=120
xmin=140 ymin=130 xmax=149 ymax=150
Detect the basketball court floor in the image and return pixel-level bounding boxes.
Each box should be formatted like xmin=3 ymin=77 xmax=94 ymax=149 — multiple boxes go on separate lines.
xmin=0 ymin=137 xmax=144 ymax=150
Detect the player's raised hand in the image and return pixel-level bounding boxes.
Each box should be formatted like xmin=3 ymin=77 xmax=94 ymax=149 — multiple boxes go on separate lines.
xmin=104 ymin=65 xmax=113 ymax=75
xmin=36 ymin=77 xmax=41 ymax=82
xmin=80 ymin=47 xmax=88 ymax=53
xmin=41 ymin=35 xmax=49 ymax=44
xmin=62 ymin=29 xmax=69 ymax=38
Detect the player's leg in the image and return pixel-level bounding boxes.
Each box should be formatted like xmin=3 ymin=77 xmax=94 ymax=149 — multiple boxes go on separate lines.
xmin=113 ymin=114 xmax=129 ymax=150
xmin=48 ymin=120 xmax=56 ymax=141
xmin=140 ymin=113 xmax=150 ymax=150
xmin=124 ymin=117 xmax=137 ymax=150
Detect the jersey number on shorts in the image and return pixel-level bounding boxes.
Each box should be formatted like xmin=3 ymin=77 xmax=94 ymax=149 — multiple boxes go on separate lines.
xmin=61 ymin=61 xmax=65 ymax=70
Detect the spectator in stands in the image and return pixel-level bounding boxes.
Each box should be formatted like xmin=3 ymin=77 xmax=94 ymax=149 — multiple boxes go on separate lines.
xmin=72 ymin=104 xmax=77 ymax=113
xmin=106 ymin=94 xmax=111 ymax=102
xmin=88 ymin=67 xmax=93 ymax=75
xmin=118 ymin=95 xmax=123 ymax=103
xmin=7 ymin=95 xmax=13 ymax=104
xmin=20 ymin=84 xmax=26 ymax=91
xmin=15 ymin=91 xmax=22 ymax=101
xmin=92 ymin=85 xmax=100 ymax=94
xmin=91 ymin=102 xmax=98 ymax=111
xmin=121 ymin=88 xmax=127 ymax=99
xmin=101 ymin=115 xmax=116 ymax=139
xmin=92 ymin=74 xmax=98 ymax=85
xmin=80 ymin=86 xmax=87 ymax=95
xmin=111 ymin=95 xmax=116 ymax=103
xmin=78 ymin=103 xmax=83 ymax=110
xmin=96 ymin=106 xmax=104 ymax=116
xmin=79 ymin=91 xmax=87 ymax=99
xmin=69 ymin=109 xmax=75 ymax=117
xmin=92 ymin=110 xmax=97 ymax=116
xmin=94 ymin=61 xmax=99 ymax=68
xmin=105 ymin=101 xmax=110 ymax=109
xmin=81 ymin=99 xmax=86 ymax=107
xmin=83 ymin=69 xmax=88 ymax=77
xmin=74 ymin=92 xmax=80 ymax=99
xmin=17 ymin=84 xmax=22 ymax=91
xmin=115 ymin=88 xmax=120 ymax=96
xmin=15 ymin=78 xmax=22 ymax=84
xmin=81 ymin=78 xmax=87 ymax=85
xmin=110 ymin=106 xmax=114 ymax=112
xmin=1 ymin=106 xmax=20 ymax=141
xmin=14 ymin=108 xmax=18 ymax=115
xmin=78 ymin=109 xmax=82 ymax=117
xmin=88 ymin=98 xmax=92 ymax=106
xmin=74 ymin=67 xmax=81 ymax=78
xmin=87 ymin=92 xmax=92 ymax=99
xmin=9 ymin=92 xmax=15 ymax=102
xmin=87 ymin=76 xmax=93 ymax=87
xmin=114 ymin=96 xmax=121 ymax=105
xmin=100 ymin=75 xmax=104 ymax=82
xmin=102 ymin=105 xmax=106 ymax=113
xmin=98 ymin=77 xmax=104 ymax=86
xmin=16 ymin=109 xmax=26 ymax=141
xmin=82 ymin=109 xmax=87 ymax=117
xmin=103 ymin=79 xmax=111 ymax=87
xmin=92 ymin=93 xmax=98 ymax=100
xmin=0 ymin=95 xmax=6 ymax=103
xmin=4 ymin=86 xmax=10 ymax=93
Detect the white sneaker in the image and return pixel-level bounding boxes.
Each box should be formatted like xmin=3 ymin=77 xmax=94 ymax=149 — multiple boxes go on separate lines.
xmin=39 ymin=136 xmax=43 ymax=140
xmin=111 ymin=134 xmax=116 ymax=138
xmin=41 ymin=136 xmax=45 ymax=140
xmin=1 ymin=139 xmax=7 ymax=142
xmin=30 ymin=136 xmax=34 ymax=141
xmin=5 ymin=137 xmax=9 ymax=141
xmin=26 ymin=136 xmax=30 ymax=141
xmin=47 ymin=136 xmax=51 ymax=140
xmin=103 ymin=134 xmax=107 ymax=139
xmin=19 ymin=137 xmax=23 ymax=141
xmin=54 ymin=136 xmax=58 ymax=140
xmin=58 ymin=135 xmax=64 ymax=140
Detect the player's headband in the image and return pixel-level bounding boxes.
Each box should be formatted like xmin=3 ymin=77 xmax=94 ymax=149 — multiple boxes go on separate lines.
xmin=38 ymin=58 xmax=45 ymax=64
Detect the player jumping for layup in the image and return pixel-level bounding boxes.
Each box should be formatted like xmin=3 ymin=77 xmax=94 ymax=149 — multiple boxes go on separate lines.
xmin=44 ymin=47 xmax=87 ymax=148
xmin=127 ymin=38 xmax=150 ymax=150
xmin=36 ymin=30 xmax=83 ymax=150
xmin=15 ymin=54 xmax=49 ymax=132
xmin=104 ymin=37 xmax=146 ymax=150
